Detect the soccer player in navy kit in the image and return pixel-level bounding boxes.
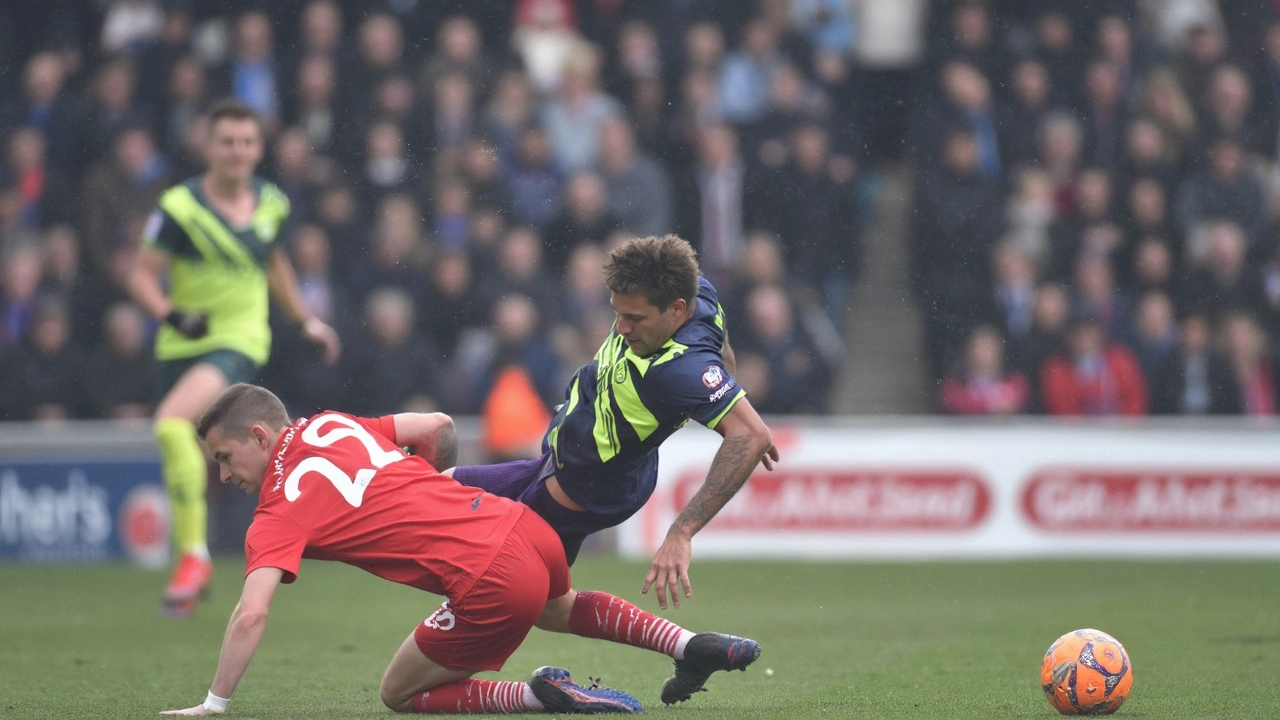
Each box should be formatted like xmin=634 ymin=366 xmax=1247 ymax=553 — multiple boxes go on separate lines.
xmin=449 ymin=235 xmax=778 ymax=704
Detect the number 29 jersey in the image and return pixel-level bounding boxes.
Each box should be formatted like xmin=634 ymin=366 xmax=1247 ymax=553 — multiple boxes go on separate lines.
xmin=244 ymin=412 xmax=525 ymax=600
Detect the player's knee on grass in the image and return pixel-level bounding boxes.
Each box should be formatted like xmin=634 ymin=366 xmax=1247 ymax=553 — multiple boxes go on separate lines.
xmin=380 ymin=633 xmax=475 ymax=712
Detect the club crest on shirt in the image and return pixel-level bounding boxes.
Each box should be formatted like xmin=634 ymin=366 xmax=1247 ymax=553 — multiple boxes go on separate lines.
xmin=702 ymin=365 xmax=724 ymax=388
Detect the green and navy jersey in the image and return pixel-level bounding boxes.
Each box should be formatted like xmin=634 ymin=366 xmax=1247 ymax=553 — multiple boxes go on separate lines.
xmin=546 ymin=276 xmax=746 ymax=514
xmin=142 ymin=176 xmax=290 ymax=364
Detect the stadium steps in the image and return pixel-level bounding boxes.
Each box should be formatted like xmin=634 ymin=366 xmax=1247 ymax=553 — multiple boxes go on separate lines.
xmin=834 ymin=162 xmax=931 ymax=414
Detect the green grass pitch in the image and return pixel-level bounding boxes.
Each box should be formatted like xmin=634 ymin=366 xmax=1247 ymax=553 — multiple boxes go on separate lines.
xmin=1 ymin=558 xmax=1278 ymax=719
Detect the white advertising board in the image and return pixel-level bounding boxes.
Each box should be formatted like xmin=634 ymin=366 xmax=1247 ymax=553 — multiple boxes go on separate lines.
xmin=617 ymin=421 xmax=1280 ymax=559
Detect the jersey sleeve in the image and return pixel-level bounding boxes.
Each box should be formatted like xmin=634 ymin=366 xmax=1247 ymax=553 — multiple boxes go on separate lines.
xmin=355 ymin=414 xmax=400 ymax=446
xmin=244 ymin=512 xmax=307 ymax=584
xmin=140 ymin=207 xmax=189 ymax=254
xmin=652 ymin=351 xmax=746 ymax=430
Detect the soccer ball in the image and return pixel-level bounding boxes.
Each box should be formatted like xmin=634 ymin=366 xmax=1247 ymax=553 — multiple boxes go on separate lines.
xmin=1040 ymin=629 xmax=1132 ymax=715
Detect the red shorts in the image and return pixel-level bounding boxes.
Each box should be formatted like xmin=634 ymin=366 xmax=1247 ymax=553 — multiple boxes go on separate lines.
xmin=413 ymin=508 xmax=571 ymax=671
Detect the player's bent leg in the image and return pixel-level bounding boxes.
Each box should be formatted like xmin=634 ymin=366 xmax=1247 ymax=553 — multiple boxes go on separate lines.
xmin=379 ymin=632 xmax=477 ymax=712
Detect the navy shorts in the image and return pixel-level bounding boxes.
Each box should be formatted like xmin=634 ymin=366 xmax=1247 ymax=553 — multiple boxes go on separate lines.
xmin=452 ymin=455 xmax=639 ymax=565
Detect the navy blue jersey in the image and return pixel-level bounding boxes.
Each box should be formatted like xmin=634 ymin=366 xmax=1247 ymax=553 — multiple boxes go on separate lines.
xmin=546 ymin=276 xmax=745 ymax=514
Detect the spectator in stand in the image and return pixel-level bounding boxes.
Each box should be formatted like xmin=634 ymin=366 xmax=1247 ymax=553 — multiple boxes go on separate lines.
xmin=1040 ymin=311 xmax=1147 ymax=417
xmin=1080 ymin=60 xmax=1128 ymax=170
xmin=912 ymin=126 xmax=1004 ymax=380
xmin=1150 ymin=310 xmax=1240 ymax=415
xmin=505 ymin=125 xmax=562 ymax=230
xmin=738 ymin=283 xmax=832 ymax=414
xmin=81 ymin=57 xmax=148 ymax=174
xmin=1182 ymin=221 xmax=1261 ymax=321
xmin=542 ymin=171 xmax=619 ymax=272
xmin=100 ymin=0 xmax=163 ymax=56
xmin=1034 ymin=10 xmax=1086 ymax=110
xmin=0 ymin=244 xmax=43 ymax=350
xmin=4 ymin=126 xmax=71 ymax=229
xmin=227 ymin=11 xmax=281 ymax=133
xmin=1071 ymin=253 xmax=1135 ymax=348
xmin=458 ymin=139 xmax=511 ymax=216
xmin=541 ymin=45 xmax=623 ymax=172
xmin=361 ymin=120 xmax=414 ymax=206
xmin=718 ymin=18 xmax=786 ymax=124
xmin=745 ymin=63 xmax=828 ymax=170
xmin=84 ymin=301 xmax=155 ymax=420
xmin=476 ymin=227 xmax=559 ymax=321
xmin=1050 ymin=167 xmax=1116 ymax=277
xmin=1174 ymin=135 xmax=1266 ymax=246
xmin=986 ymin=242 xmax=1039 ymax=369
xmin=1188 ymin=64 xmax=1264 ymax=160
xmin=349 ymin=287 xmax=439 ymax=416
xmin=1121 ymin=178 xmax=1172 ymax=262
xmin=763 ymin=122 xmax=859 ymax=325
xmin=1131 ymin=290 xmax=1180 ymax=382
xmin=431 ymin=178 xmax=472 ymax=255
xmin=1117 ymin=119 xmax=1178 ymax=198
xmin=1002 ymin=168 xmax=1056 ymax=267
xmin=1022 ymin=282 xmax=1070 ymax=413
xmin=938 ymin=325 xmax=1029 ymax=415
xmin=422 ymin=251 xmax=484 ymax=353
xmin=512 ymin=0 xmax=584 ymax=95
xmin=557 ymin=241 xmax=610 ymax=328
xmin=352 ymin=194 xmax=427 ymax=302
xmin=468 ymin=292 xmax=562 ymax=412
xmin=1131 ymin=236 xmax=1181 ymax=299
xmin=677 ymin=124 xmax=755 ymax=291
xmin=1222 ymin=310 xmax=1280 ymax=416
xmin=421 ymin=16 xmax=496 ymax=105
xmin=290 ymin=55 xmax=339 ymax=155
xmin=0 ymin=296 xmax=86 ymax=421
xmin=348 ymin=14 xmax=407 ymax=114
xmin=38 ymin=224 xmax=109 ymax=348
xmin=270 ymin=127 xmax=329 ymax=225
xmin=1037 ymin=112 xmax=1085 ymax=218
xmin=997 ymin=59 xmax=1056 ymax=170
xmin=1137 ymin=67 xmax=1197 ymax=164
xmin=81 ymin=125 xmax=172 ymax=279
xmin=428 ymin=72 xmax=479 ymax=176
xmin=596 ymin=117 xmax=672 ymax=237
xmin=1 ymin=53 xmax=81 ymax=178
xmin=481 ymin=71 xmax=537 ymax=165
xmin=161 ymin=56 xmax=210 ymax=159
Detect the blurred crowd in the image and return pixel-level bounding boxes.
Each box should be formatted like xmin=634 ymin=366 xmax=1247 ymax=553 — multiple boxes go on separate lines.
xmin=917 ymin=0 xmax=1280 ymax=417
xmin=4 ymin=0 xmax=1279 ymax=427
xmin=0 ymin=0 xmax=864 ymax=433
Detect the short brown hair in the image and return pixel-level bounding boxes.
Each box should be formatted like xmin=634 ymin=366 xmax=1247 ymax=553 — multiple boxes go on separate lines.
xmin=196 ymin=383 xmax=291 ymax=440
xmin=604 ymin=235 xmax=701 ymax=309
xmin=207 ymin=98 xmax=261 ymax=131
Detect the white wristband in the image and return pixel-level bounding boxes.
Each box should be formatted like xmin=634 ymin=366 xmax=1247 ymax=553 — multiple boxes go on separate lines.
xmin=203 ymin=691 xmax=229 ymax=713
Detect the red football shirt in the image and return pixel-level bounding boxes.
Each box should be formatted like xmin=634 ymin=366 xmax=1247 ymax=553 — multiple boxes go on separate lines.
xmin=244 ymin=412 xmax=524 ymax=600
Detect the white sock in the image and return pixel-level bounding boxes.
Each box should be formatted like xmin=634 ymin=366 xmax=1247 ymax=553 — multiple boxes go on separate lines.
xmin=522 ymin=683 xmax=543 ymax=710
xmin=187 ymin=545 xmax=210 ymax=561
xmin=672 ymin=630 xmax=697 ymax=660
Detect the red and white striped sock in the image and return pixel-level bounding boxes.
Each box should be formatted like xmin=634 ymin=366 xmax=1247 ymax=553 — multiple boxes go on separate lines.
xmin=411 ymin=679 xmax=541 ymax=713
xmin=569 ymin=590 xmax=697 ymax=659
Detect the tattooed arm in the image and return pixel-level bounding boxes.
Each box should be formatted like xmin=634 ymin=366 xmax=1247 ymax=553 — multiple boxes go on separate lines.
xmin=392 ymin=412 xmax=459 ymax=471
xmin=642 ymin=398 xmax=778 ymax=609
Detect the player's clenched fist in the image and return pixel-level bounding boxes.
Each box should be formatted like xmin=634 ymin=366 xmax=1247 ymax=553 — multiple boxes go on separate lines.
xmin=165 ymin=310 xmax=210 ymax=339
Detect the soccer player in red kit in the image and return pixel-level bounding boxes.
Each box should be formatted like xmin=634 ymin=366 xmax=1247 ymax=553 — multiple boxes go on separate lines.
xmin=161 ymin=384 xmax=755 ymax=716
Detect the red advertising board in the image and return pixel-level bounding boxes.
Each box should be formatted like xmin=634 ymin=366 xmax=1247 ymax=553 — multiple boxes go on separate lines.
xmin=1022 ymin=469 xmax=1280 ymax=532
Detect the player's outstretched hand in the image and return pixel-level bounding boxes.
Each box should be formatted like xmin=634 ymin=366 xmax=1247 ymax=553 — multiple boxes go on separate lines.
xmin=302 ymin=317 xmax=342 ymax=364
xmin=642 ymin=530 xmax=692 ymax=610
xmin=160 ymin=704 xmax=218 ymax=716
